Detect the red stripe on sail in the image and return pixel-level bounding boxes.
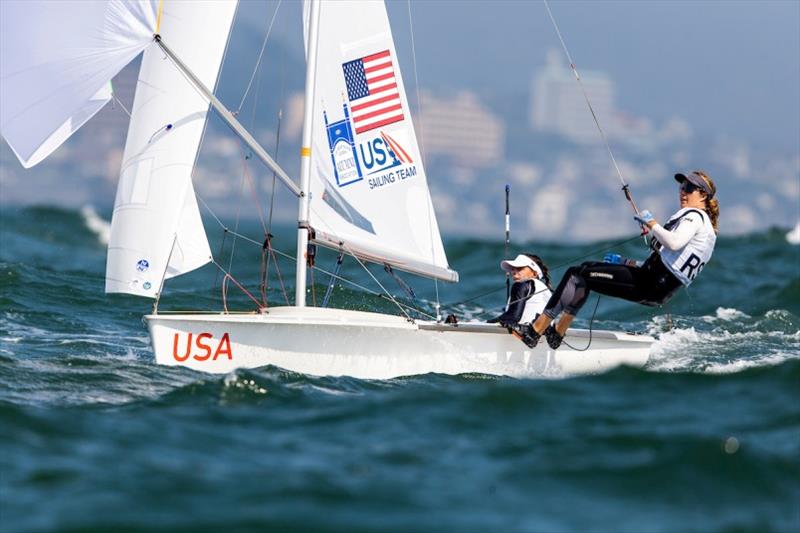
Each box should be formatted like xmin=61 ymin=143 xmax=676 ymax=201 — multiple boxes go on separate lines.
xmin=364 ymin=61 xmax=392 ymax=74
xmin=351 ymin=93 xmax=399 ymax=112
xmin=367 ymin=82 xmax=398 ymax=95
xmin=355 ymin=114 xmax=404 ymax=134
xmin=366 ymin=72 xmax=395 ymax=84
xmin=364 ymin=50 xmax=390 ymax=63
xmin=352 ymin=103 xmax=403 ymax=123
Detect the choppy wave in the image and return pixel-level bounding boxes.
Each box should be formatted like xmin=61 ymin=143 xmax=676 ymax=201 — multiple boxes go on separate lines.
xmin=80 ymin=205 xmax=111 ymax=245
xmin=1 ymin=205 xmax=799 ymax=531
xmin=647 ymin=307 xmax=800 ymax=373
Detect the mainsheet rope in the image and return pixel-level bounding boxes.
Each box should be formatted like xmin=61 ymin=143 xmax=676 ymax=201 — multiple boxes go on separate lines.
xmin=542 ymin=0 xmax=645 ymax=227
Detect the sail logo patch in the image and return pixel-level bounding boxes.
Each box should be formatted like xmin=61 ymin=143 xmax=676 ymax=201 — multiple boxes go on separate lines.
xmin=342 ymin=49 xmax=404 ymax=134
xmin=360 ymin=131 xmax=412 ymax=175
xmin=324 ymin=103 xmax=363 ymax=187
xmin=136 ymin=259 xmax=149 ymax=272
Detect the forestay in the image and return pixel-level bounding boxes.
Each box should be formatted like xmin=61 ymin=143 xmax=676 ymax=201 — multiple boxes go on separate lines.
xmin=303 ymin=0 xmax=457 ymax=283
xmin=0 ymin=0 xmax=157 ymax=168
xmin=105 ymin=1 xmax=238 ymax=298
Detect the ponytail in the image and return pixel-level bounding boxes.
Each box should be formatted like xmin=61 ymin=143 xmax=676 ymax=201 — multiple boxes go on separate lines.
xmin=694 ymin=170 xmax=720 ymax=234
xmin=706 ymin=197 xmax=720 ymax=234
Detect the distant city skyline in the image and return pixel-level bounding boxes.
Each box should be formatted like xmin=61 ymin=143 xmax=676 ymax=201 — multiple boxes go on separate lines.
xmin=1 ymin=0 xmax=798 ymax=242
xmin=245 ymin=0 xmax=799 ymax=152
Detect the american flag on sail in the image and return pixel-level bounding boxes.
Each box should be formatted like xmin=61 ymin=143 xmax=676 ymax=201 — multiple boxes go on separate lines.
xmin=342 ymin=50 xmax=404 ymax=134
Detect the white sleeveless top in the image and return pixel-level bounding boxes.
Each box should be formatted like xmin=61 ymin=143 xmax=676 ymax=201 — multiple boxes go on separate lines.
xmin=520 ymin=279 xmax=552 ymax=322
xmin=655 ymin=207 xmax=716 ymax=285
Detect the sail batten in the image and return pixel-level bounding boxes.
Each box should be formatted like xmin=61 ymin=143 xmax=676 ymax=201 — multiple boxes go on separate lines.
xmin=304 ymin=0 xmax=456 ymax=283
xmin=105 ymin=1 xmax=238 ymax=298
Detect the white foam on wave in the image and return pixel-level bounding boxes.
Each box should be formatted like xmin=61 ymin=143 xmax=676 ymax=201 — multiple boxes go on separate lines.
xmin=787 ymin=221 xmax=800 ymax=245
xmin=703 ymin=307 xmax=749 ymax=323
xmin=647 ymin=327 xmax=800 ymax=374
xmin=647 ymin=307 xmax=800 ymax=374
xmin=80 ymin=205 xmax=111 ymax=245
xmin=646 ymin=307 xmax=800 ymax=374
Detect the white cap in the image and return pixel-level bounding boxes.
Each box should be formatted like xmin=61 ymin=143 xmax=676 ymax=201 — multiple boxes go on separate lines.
xmin=500 ymin=254 xmax=543 ymax=277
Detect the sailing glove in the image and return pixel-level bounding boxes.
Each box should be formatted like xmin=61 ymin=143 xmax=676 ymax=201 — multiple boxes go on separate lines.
xmin=633 ymin=210 xmax=655 ymax=225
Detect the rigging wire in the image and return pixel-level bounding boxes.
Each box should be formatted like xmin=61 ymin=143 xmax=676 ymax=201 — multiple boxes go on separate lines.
xmin=407 ymin=0 xmax=442 ymax=322
xmin=236 ymin=0 xmax=283 ymax=113
xmin=307 ymin=203 xmax=419 ymax=322
xmin=542 ymin=0 xmax=645 ymax=227
xmin=156 ymin=6 xmax=441 ymax=322
xmin=111 ymin=91 xmax=132 ymax=118
xmin=195 ymin=197 xmax=437 ymax=320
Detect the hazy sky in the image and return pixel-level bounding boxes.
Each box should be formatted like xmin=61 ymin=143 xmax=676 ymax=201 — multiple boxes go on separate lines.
xmin=244 ymin=0 xmax=800 ymax=152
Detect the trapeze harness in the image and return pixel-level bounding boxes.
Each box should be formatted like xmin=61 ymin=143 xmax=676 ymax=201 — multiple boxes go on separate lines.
xmin=542 ymin=208 xmax=717 ymax=319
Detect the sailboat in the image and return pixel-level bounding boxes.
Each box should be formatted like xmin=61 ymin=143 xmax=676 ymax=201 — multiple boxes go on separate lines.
xmin=0 ymin=0 xmax=653 ymax=379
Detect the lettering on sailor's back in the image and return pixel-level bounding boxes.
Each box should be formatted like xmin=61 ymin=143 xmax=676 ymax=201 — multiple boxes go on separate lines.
xmin=680 ymin=253 xmax=705 ymax=280
xmin=172 ymin=332 xmax=233 ymax=362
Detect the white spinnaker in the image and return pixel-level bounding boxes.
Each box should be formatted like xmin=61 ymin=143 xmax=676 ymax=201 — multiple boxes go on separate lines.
xmin=0 ymin=0 xmax=157 ymax=168
xmin=303 ymin=0 xmax=456 ymax=283
xmin=105 ymin=0 xmax=237 ymax=298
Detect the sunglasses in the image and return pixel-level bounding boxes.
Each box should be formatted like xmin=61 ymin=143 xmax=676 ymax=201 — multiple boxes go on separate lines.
xmin=680 ymin=182 xmax=701 ymax=194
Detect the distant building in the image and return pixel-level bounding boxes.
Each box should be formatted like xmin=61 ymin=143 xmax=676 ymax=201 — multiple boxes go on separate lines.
xmin=531 ymin=50 xmax=616 ymax=143
xmin=416 ymin=90 xmax=505 ymax=168
xmin=531 ymin=49 xmax=652 ymax=144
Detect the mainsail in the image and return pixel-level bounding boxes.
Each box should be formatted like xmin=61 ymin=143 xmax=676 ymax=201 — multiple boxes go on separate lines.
xmin=304 ymin=0 xmax=457 ymax=283
xmin=105 ymin=1 xmax=238 ymax=298
xmin=0 ymin=0 xmax=157 ymax=168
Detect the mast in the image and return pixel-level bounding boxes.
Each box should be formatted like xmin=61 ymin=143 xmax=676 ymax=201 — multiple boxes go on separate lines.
xmin=154 ymin=36 xmax=301 ymax=198
xmin=295 ymin=0 xmax=321 ymax=308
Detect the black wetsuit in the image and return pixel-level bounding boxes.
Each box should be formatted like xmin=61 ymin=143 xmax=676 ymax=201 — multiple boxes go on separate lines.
xmin=542 ymin=252 xmax=682 ymax=319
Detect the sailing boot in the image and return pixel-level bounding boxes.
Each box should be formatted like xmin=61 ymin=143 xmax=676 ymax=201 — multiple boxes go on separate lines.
xmin=512 ymin=323 xmax=541 ymax=348
xmin=544 ymin=325 xmax=564 ymax=350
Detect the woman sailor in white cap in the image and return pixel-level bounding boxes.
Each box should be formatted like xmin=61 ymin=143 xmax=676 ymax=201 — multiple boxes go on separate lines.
xmin=520 ymin=170 xmax=720 ymax=350
xmin=488 ymin=253 xmax=553 ymax=329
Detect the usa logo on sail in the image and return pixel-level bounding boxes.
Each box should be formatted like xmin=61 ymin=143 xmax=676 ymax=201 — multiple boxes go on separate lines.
xmin=342 ymin=50 xmax=404 ymax=134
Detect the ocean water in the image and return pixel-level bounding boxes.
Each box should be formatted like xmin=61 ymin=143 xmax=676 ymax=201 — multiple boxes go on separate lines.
xmin=1 ymin=205 xmax=798 ymax=532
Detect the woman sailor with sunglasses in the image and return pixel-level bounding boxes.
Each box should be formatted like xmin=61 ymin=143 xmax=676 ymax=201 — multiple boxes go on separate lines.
xmin=517 ymin=171 xmax=720 ymax=350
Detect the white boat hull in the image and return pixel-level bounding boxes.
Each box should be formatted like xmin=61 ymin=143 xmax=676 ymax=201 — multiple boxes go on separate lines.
xmin=145 ymin=307 xmax=652 ymax=379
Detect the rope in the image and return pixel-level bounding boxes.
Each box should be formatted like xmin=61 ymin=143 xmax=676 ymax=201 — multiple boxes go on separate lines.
xmin=213 ymin=260 xmax=264 ymax=311
xmin=196 ymin=194 xmax=434 ymax=319
xmin=384 ymin=264 xmax=416 ymax=300
xmin=306 ymin=203 xmax=417 ymax=321
xmin=226 ymin=161 xmax=247 ymax=275
xmin=322 ymin=253 xmax=345 ymax=308
xmin=238 ymin=141 xmax=268 ymax=234
xmin=561 ymin=295 xmax=601 ymax=351
xmin=542 ymin=0 xmax=645 ymax=226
